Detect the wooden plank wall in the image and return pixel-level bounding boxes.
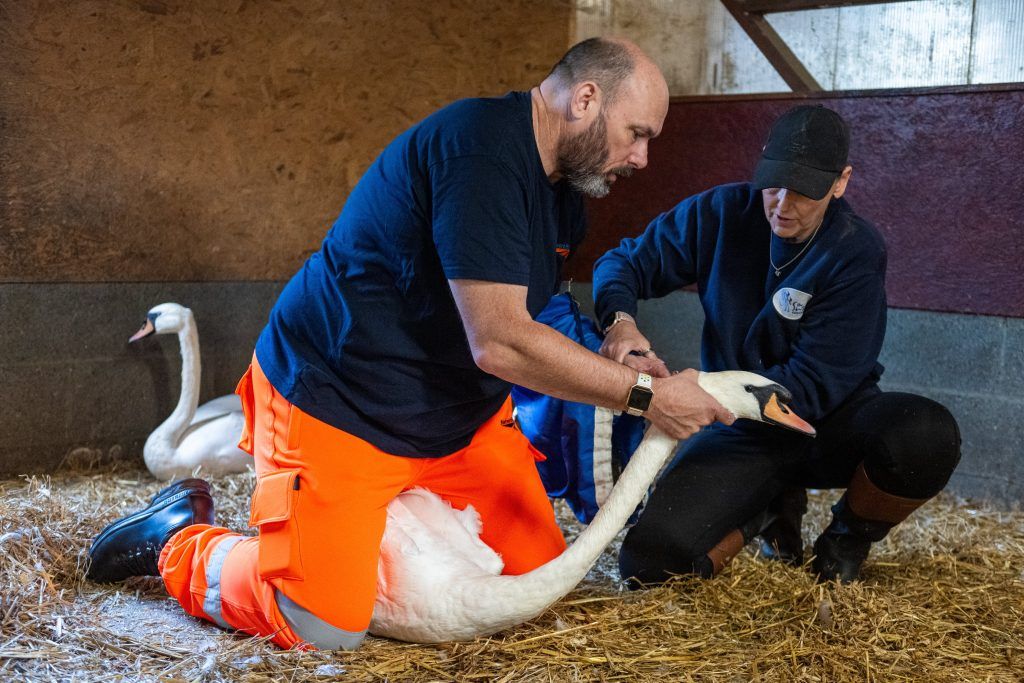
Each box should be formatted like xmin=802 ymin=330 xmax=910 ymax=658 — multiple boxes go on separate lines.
xmin=0 ymin=0 xmax=572 ymax=283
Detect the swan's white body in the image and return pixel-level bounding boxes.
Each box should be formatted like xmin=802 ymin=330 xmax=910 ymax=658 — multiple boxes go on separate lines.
xmin=369 ymin=371 xmax=812 ymax=642
xmin=135 ymin=303 xmax=252 ymax=481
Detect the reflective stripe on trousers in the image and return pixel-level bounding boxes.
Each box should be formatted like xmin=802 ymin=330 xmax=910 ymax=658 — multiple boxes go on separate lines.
xmin=202 ymin=535 xmax=243 ymax=629
xmin=275 ymin=592 xmax=366 ymax=650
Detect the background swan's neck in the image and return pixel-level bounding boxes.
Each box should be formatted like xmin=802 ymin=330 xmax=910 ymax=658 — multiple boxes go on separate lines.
xmin=145 ymin=317 xmax=201 ymax=462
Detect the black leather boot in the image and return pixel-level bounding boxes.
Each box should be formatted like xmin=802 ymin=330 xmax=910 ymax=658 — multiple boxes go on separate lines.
xmin=758 ymin=486 xmax=807 ymax=566
xmin=87 ymin=478 xmax=215 ymax=583
xmin=813 ymin=464 xmax=927 ymax=583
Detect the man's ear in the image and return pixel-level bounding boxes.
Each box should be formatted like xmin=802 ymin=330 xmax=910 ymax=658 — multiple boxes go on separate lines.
xmin=569 ymin=82 xmax=600 ymax=122
xmin=832 ymin=165 xmax=853 ymax=199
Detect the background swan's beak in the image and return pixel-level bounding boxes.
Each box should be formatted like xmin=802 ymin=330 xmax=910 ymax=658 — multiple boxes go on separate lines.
xmin=763 ymin=394 xmax=816 ymax=436
xmin=129 ymin=319 xmax=156 ymax=343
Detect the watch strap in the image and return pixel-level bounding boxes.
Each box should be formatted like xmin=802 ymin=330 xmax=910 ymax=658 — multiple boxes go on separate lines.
xmin=603 ymin=311 xmax=636 ymax=335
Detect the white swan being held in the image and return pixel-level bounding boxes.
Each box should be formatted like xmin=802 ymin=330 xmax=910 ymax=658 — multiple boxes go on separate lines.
xmin=369 ymin=370 xmax=815 ymax=643
xmin=130 ymin=303 xmax=251 ymax=481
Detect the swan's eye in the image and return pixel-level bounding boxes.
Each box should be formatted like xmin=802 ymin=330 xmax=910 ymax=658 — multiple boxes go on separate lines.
xmin=744 ymin=384 xmax=755 ymax=393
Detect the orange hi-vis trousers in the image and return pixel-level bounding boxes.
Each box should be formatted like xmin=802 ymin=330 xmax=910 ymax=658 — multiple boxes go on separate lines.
xmin=157 ymin=357 xmax=567 ymax=649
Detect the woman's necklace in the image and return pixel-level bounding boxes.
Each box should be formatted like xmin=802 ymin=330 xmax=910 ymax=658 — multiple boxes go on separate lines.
xmin=770 ymin=221 xmax=823 ymax=277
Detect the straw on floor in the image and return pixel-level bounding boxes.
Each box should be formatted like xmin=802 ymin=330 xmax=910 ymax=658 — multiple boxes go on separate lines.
xmin=1 ymin=458 xmax=1022 ymax=682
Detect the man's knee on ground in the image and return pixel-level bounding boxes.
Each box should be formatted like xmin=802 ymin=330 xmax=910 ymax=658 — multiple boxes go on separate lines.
xmin=863 ymin=393 xmax=962 ymax=498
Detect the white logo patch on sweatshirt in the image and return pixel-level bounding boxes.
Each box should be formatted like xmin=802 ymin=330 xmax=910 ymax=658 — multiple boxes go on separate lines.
xmin=772 ymin=287 xmax=813 ymax=320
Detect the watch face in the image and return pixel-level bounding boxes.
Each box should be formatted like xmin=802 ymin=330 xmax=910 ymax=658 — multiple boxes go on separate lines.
xmin=628 ymin=386 xmax=654 ymax=413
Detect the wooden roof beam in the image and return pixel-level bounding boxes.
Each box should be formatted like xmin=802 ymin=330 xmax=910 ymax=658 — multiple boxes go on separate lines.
xmin=721 ymin=0 xmax=822 ymax=92
xmin=738 ymin=0 xmax=919 ymax=14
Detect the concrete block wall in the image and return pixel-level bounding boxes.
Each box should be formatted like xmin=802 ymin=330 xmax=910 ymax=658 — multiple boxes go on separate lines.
xmin=2 ymin=283 xmax=1020 ymax=506
xmin=0 ymin=283 xmax=284 ymax=475
xmin=881 ymin=310 xmax=1024 ymax=503
xmin=571 ymin=288 xmax=1024 ymax=506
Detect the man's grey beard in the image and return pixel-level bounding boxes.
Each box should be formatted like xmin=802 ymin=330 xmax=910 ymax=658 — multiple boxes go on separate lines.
xmin=556 ymin=111 xmax=633 ymax=198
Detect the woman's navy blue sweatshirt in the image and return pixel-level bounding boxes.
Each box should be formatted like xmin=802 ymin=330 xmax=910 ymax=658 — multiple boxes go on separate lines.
xmin=593 ymin=182 xmax=887 ymax=422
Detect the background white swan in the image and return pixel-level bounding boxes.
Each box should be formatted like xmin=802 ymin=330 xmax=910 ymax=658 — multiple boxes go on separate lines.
xmin=369 ymin=370 xmax=815 ymax=643
xmin=130 ymin=303 xmax=251 ymax=481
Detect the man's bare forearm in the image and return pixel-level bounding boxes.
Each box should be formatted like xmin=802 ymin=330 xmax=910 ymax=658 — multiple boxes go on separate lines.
xmin=474 ymin=317 xmax=637 ymax=411
xmin=449 ymin=278 xmax=732 ymax=439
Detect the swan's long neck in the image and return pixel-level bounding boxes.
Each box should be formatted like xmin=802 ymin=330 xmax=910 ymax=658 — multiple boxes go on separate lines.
xmin=144 ymin=317 xmax=201 ymax=460
xmin=456 ymin=426 xmax=677 ymax=632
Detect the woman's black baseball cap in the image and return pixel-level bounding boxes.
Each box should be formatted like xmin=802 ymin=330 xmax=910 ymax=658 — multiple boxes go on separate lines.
xmin=752 ymin=105 xmax=849 ymax=200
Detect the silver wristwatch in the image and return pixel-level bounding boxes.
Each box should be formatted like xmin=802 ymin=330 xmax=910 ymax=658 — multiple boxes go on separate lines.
xmin=603 ymin=311 xmax=636 ymax=335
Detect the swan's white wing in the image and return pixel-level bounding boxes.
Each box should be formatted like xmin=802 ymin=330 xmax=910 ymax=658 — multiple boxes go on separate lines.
xmin=371 ymin=489 xmax=505 ymax=641
xmin=388 ymin=489 xmax=504 ymax=575
xmin=191 ymin=394 xmax=243 ymax=426
xmin=176 ymin=412 xmax=251 ymax=475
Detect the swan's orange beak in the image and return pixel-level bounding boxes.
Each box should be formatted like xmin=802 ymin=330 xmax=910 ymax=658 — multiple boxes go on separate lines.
xmin=129 ymin=319 xmax=156 ymax=343
xmin=763 ymin=393 xmax=816 ymax=436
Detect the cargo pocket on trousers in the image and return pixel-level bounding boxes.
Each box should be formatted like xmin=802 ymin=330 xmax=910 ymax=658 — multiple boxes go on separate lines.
xmin=249 ymin=469 xmax=304 ymax=580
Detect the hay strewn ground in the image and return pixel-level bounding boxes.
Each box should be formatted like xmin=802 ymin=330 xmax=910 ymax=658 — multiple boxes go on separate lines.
xmin=1 ymin=462 xmax=1022 ymax=682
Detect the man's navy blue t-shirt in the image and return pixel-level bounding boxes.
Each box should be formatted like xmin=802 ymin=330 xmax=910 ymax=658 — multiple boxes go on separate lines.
xmin=255 ymin=91 xmax=586 ymax=458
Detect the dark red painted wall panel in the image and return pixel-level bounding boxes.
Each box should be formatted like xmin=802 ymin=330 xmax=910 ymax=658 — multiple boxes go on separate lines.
xmin=570 ymin=87 xmax=1024 ymax=318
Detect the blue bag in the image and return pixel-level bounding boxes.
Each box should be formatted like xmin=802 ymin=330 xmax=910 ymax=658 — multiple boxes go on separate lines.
xmin=511 ymin=292 xmax=646 ymax=524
